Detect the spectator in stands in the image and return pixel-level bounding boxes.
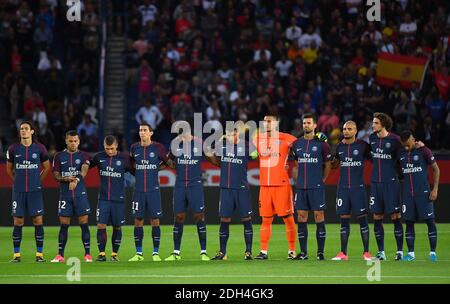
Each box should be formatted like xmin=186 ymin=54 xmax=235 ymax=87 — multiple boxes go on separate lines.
xmin=135 ymin=98 xmax=163 ymax=131
xmin=393 ymin=91 xmax=417 ymax=133
xmin=33 ymin=19 xmax=53 ymax=49
xmin=317 ymin=105 xmax=339 ymax=134
xmin=77 ymin=114 xmax=97 ymax=139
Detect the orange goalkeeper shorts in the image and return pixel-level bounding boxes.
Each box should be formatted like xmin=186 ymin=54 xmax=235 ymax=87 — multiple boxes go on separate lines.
xmin=258 ymin=185 xmax=294 ymax=217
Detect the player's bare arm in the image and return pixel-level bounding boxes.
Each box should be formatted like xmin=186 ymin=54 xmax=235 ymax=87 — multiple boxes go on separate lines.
xmin=53 ymin=171 xmax=76 ymax=183
xmin=331 ymin=158 xmax=340 ymax=169
xmin=40 ymin=160 xmax=51 ymax=182
xmin=6 ymin=161 xmax=15 ymax=180
xmin=430 ymin=162 xmax=440 ymax=201
xmin=323 ymin=161 xmax=331 ymax=182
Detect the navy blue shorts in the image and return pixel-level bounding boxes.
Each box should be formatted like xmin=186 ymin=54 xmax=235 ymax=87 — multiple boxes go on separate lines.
xmin=402 ymin=192 xmax=435 ymax=222
xmin=58 ymin=194 xmax=91 ymax=217
xmin=219 ymin=188 xmax=253 ymax=218
xmin=11 ymin=190 xmax=44 ymax=217
xmin=173 ymin=185 xmax=205 ymax=214
xmin=295 ymin=188 xmax=326 ymax=211
xmin=336 ymin=185 xmax=368 ymax=215
xmin=132 ymin=190 xmax=162 ymax=219
xmin=97 ymin=200 xmax=126 ymax=226
xmin=369 ymin=182 xmax=401 ymax=214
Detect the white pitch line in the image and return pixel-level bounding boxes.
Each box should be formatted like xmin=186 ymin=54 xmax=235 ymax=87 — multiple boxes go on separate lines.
xmin=0 ymin=274 xmax=449 ymax=279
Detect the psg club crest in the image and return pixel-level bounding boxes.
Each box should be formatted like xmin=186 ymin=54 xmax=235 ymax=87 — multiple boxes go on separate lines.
xmin=237 ymin=147 xmax=243 ymax=153
xmin=150 ymin=152 xmax=155 ymax=158
xmin=312 ymin=146 xmax=318 ymax=152
xmin=75 ymin=159 xmax=81 ymax=165
xmin=116 ymin=160 xmax=122 ymax=166
xmin=413 ymin=155 xmax=419 ymax=161
xmin=32 ymin=153 xmax=37 ymax=159
xmin=193 ymin=147 xmax=199 ymax=153
xmin=385 ymin=142 xmax=391 ymax=148
xmin=353 ymin=149 xmax=359 ymax=155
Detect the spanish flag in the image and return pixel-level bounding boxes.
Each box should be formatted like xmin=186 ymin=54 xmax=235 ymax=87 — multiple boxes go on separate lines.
xmin=376 ymin=52 xmax=429 ymax=89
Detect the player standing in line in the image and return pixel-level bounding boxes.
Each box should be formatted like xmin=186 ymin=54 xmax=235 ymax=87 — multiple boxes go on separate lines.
xmin=205 ymin=128 xmax=258 ymax=260
xmin=369 ymin=113 xmax=405 ymax=261
xmin=399 ymin=131 xmax=440 ymax=262
xmin=6 ymin=121 xmax=51 ymax=262
xmin=50 ymin=130 xmax=92 ymax=263
xmin=164 ymin=131 xmax=210 ymax=261
xmin=291 ymin=114 xmax=332 ymax=260
xmin=253 ymin=114 xmax=298 ymax=260
xmin=330 ymin=121 xmax=372 ymax=261
xmin=90 ymin=135 xmax=132 ymax=262
xmin=128 ymin=123 xmax=171 ymax=262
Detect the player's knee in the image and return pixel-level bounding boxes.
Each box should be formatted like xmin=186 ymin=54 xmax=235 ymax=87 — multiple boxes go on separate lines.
xmin=13 ymin=217 xmax=24 ymax=226
xmin=240 ymin=216 xmax=250 ymax=222
xmin=314 ymin=212 xmax=325 ymax=223
xmin=297 ymin=212 xmax=308 ymax=222
xmin=32 ymin=216 xmax=43 ymax=226
xmin=97 ymin=223 xmax=107 ymax=229
xmin=390 ymin=213 xmax=401 ymax=221
xmin=150 ymin=218 xmax=160 ymax=226
xmin=60 ymin=217 xmax=70 ymax=225
xmin=78 ymin=215 xmax=88 ymax=225
xmin=134 ymin=218 xmax=144 ymax=227
xmin=193 ymin=213 xmax=204 ymax=223
xmin=340 ymin=214 xmax=351 ymax=219
xmin=221 ymin=217 xmax=232 ymax=223
xmin=175 ymin=213 xmax=186 ymax=223
xmin=373 ymin=213 xmax=383 ymax=220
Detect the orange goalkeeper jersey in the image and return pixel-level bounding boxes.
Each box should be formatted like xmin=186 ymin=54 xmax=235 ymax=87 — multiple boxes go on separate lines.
xmin=254 ymin=131 xmax=297 ymax=186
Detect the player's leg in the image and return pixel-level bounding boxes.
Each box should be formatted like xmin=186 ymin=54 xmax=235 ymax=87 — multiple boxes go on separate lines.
xmin=129 ymin=191 xmax=145 ymax=261
xmin=96 ymin=222 xmax=108 ymax=262
xmin=256 ymin=186 xmax=275 ymax=259
xmin=274 ymin=185 xmax=296 ymax=259
xmin=404 ymin=220 xmax=415 ymax=261
xmin=371 ymin=183 xmax=386 ymax=260
xmin=51 ymin=216 xmax=70 ymax=263
xmin=11 ymin=191 xmax=25 ymax=262
xmin=417 ymin=194 xmax=437 ymax=261
xmin=76 ymin=194 xmax=92 ymax=262
xmin=11 ymin=216 xmax=24 ymax=262
xmin=295 ymin=189 xmax=309 ymax=259
xmin=311 ymin=189 xmax=326 ymax=260
xmin=29 ymin=192 xmax=45 ymax=262
xmin=238 ymin=189 xmax=253 ymax=259
xmin=95 ymin=200 xmax=109 ymax=261
xmin=189 ymin=185 xmax=208 ymax=260
xmin=166 ymin=187 xmax=187 ymax=260
xmin=212 ymin=188 xmax=233 ymax=260
xmin=32 ymin=215 xmax=45 ymax=262
xmin=351 ymin=187 xmax=371 ymax=260
xmin=386 ymin=183 xmax=404 ymax=260
xmin=148 ymin=191 xmax=163 ymax=261
xmin=333 ymin=187 xmax=350 ymax=260
xmin=110 ymin=201 xmax=125 ymax=261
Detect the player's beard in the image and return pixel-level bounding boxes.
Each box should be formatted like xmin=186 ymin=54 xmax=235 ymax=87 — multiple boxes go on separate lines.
xmin=304 ymin=129 xmax=313 ymax=134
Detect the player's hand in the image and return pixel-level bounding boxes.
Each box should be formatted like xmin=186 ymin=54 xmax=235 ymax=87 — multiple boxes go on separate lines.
xmin=69 ymin=180 xmax=77 ymax=190
xmin=315 ymin=132 xmax=328 ymax=142
xmin=429 ymin=188 xmax=438 ymax=201
xmin=66 ymin=176 xmax=76 ymax=182
xmin=415 ymin=141 xmax=425 ymax=148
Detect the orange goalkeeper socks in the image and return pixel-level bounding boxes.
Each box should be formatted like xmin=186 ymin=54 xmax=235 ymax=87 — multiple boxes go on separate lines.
xmin=283 ymin=216 xmax=297 ymax=252
xmin=260 ymin=217 xmax=273 ymax=251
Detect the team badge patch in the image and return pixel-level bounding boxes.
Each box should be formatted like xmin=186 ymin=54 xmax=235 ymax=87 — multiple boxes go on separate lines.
xmin=32 ymin=153 xmax=37 ymax=159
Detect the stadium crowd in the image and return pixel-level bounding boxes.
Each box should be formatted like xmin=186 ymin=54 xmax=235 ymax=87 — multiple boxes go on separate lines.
xmin=1 ymin=0 xmax=450 ymax=154
xmin=126 ymin=0 xmax=450 ymax=150
xmin=0 ymin=0 xmax=100 ymax=154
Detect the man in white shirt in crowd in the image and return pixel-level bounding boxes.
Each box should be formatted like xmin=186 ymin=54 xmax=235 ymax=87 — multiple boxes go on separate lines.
xmin=285 ymin=17 xmax=302 ymax=42
xmin=135 ymin=99 xmax=163 ymax=131
xmin=298 ymin=25 xmax=322 ymax=49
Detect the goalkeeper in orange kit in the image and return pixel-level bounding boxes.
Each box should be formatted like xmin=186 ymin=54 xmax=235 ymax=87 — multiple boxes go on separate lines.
xmin=253 ymin=115 xmax=298 ymax=259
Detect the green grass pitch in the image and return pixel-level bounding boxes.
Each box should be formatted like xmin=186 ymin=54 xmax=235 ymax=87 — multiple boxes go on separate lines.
xmin=0 ymin=224 xmax=449 ymax=284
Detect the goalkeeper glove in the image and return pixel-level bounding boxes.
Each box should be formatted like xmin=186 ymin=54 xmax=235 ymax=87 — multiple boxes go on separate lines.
xmin=315 ymin=132 xmax=328 ymax=142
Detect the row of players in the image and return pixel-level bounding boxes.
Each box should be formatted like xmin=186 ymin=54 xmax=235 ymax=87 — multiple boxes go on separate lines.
xmin=5 ymin=112 xmax=439 ymax=262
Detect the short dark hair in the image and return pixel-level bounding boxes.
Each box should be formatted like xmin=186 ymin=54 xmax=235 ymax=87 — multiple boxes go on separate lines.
xmin=139 ymin=122 xmax=153 ymax=132
xmin=373 ymin=112 xmax=393 ymax=131
xmin=265 ymin=114 xmax=279 ymax=121
xmin=20 ymin=120 xmax=35 ymax=131
xmin=400 ymin=130 xmax=413 ymax=142
xmin=104 ymin=135 xmax=118 ymax=146
xmin=65 ymin=130 xmax=79 ymax=138
xmin=302 ymin=113 xmax=317 ymax=124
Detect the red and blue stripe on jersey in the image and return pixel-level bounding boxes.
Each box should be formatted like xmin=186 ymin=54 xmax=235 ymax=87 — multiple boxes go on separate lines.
xmin=170 ymin=139 xmax=203 ymax=187
xmin=398 ymin=146 xmax=436 ymax=196
xmin=335 ymin=140 xmax=371 ymax=188
xmin=292 ymin=137 xmax=332 ymax=189
xmin=369 ymin=133 xmax=401 ymax=183
xmin=92 ymin=151 xmax=131 ymax=201
xmin=53 ymin=150 xmax=90 ymax=198
xmin=219 ymin=140 xmax=255 ymax=189
xmin=6 ymin=142 xmax=49 ymax=192
xmin=130 ymin=141 xmax=168 ymax=192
